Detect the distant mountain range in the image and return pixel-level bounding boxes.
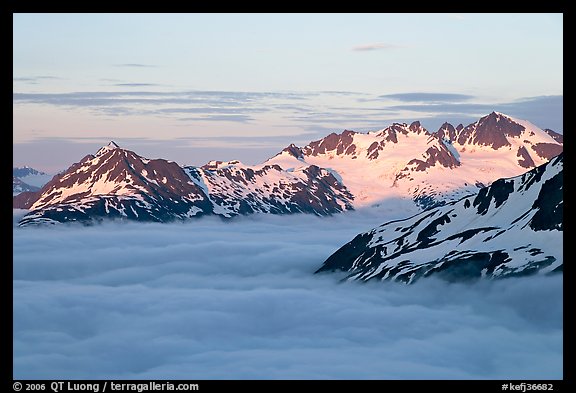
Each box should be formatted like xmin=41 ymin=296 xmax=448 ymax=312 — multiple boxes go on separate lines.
xmin=14 ymin=112 xmax=562 ymax=226
xmin=316 ymin=153 xmax=563 ymax=283
xmin=12 ymin=167 xmax=52 ymax=196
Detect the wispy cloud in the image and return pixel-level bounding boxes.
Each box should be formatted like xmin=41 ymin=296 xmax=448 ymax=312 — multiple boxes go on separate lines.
xmin=13 ymin=90 xmax=317 ymax=125
xmin=178 ymin=114 xmax=254 ymax=123
xmin=12 ymin=90 xmax=315 ymax=112
xmin=13 ymin=76 xmax=62 ymax=84
xmin=12 ymin=89 xmax=564 ymax=135
xmin=114 ymin=63 xmax=158 ymax=68
xmin=158 ymin=107 xmax=268 ymax=115
xmin=352 ymin=43 xmax=401 ymax=52
xmin=380 ymin=92 xmax=475 ymax=103
xmin=113 ymin=83 xmax=160 ymax=87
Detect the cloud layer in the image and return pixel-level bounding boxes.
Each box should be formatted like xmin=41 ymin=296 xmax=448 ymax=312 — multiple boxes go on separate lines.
xmin=380 ymin=92 xmax=475 ymax=102
xmin=352 ymin=43 xmax=401 ymax=51
xmin=13 ymin=89 xmax=563 ymax=132
xmin=13 ymin=211 xmax=563 ymax=379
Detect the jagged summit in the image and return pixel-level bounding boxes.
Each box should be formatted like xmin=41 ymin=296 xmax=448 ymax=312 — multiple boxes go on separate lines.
xmin=281 ymin=144 xmax=305 ymax=159
xmin=95 ymin=141 xmax=120 ymax=157
xmin=13 ymin=166 xmax=48 ymax=178
xmin=263 ymin=112 xmax=562 ymax=209
xmin=455 ymin=111 xmax=525 ymax=148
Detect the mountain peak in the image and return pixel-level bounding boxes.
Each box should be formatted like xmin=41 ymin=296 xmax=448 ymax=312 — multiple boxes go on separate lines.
xmin=436 ymin=122 xmax=457 ymax=142
xmin=409 ymin=121 xmax=425 ymax=134
xmin=302 ymin=130 xmax=357 ymax=157
xmin=487 ymin=111 xmax=512 ymax=121
xmin=457 ymin=112 xmax=525 ymax=148
xmin=281 ymin=143 xmax=304 ymax=159
xmin=13 ymin=166 xmax=48 ymax=177
xmin=95 ymin=141 xmax=121 ymax=156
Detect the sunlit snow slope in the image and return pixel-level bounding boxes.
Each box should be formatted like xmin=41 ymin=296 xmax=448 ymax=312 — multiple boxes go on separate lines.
xmin=316 ymin=153 xmax=563 ymax=283
xmin=266 ymin=112 xmax=562 ymax=209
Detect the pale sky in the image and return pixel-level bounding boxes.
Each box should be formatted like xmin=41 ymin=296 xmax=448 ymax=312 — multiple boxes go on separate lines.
xmin=13 ymin=13 xmax=563 ymax=173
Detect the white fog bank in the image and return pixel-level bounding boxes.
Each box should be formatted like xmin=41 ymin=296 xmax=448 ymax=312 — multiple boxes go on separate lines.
xmin=13 ymin=212 xmax=562 ymax=379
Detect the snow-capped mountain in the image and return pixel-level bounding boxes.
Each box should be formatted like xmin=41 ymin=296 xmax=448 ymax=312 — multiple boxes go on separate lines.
xmin=266 ymin=112 xmax=562 ymax=208
xmin=315 ymin=153 xmax=563 ymax=283
xmin=16 ymin=141 xmax=353 ymax=226
xmin=13 ymin=166 xmax=52 ymax=195
xmin=13 ymin=177 xmax=40 ymax=195
xmin=13 ymin=166 xmax=49 ymax=181
xmin=184 ymin=162 xmax=352 ymax=218
xmin=14 ymin=112 xmax=562 ymax=226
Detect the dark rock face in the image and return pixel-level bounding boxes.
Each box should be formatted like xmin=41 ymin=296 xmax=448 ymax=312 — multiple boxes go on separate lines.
xmin=422 ymin=250 xmax=514 ymax=283
xmin=365 ymin=122 xmax=428 ymax=160
xmin=528 ymin=154 xmax=563 ymax=231
xmin=436 ymin=122 xmax=458 ymax=142
xmin=395 ymin=135 xmax=460 ymax=182
xmin=320 ymin=231 xmax=375 ymax=273
xmin=459 ymin=112 xmax=525 ymax=149
xmin=409 ymin=121 xmax=424 ymax=134
xmin=472 ymin=178 xmax=515 ymax=215
xmin=544 ymin=129 xmax=563 ymax=143
xmin=456 ymin=124 xmax=475 ymax=146
xmin=316 ymin=154 xmax=563 ymax=284
xmin=517 ymin=146 xmax=535 ymax=168
xmin=377 ymin=123 xmax=411 ymax=143
xmin=366 ymin=141 xmax=383 ymax=160
xmin=302 ymin=130 xmax=357 ymax=156
xmin=531 ymin=143 xmax=563 ymax=160
xmin=282 ymin=144 xmax=305 ymax=159
xmin=411 ymin=138 xmax=461 ymax=171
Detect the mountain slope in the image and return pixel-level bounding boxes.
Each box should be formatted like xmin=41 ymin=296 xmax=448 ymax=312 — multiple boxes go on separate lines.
xmin=185 ymin=162 xmax=352 ymax=217
xmin=18 ymin=144 xmax=213 ymax=225
xmin=315 ymin=153 xmax=563 ymax=283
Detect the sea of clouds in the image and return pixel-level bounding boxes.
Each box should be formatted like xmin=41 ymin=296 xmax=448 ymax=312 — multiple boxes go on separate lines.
xmin=13 ymin=210 xmax=563 ymax=379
